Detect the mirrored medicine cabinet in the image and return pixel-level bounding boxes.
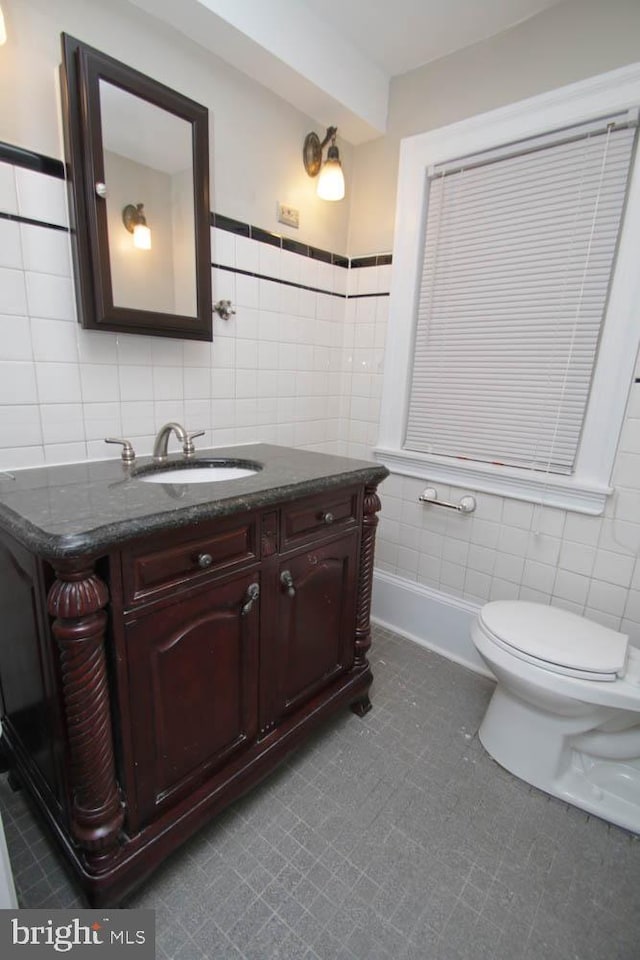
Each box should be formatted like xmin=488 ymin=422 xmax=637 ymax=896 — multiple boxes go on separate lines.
xmin=60 ymin=34 xmax=212 ymax=341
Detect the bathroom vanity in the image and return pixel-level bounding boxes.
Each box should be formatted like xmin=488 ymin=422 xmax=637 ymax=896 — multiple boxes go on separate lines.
xmin=0 ymin=444 xmax=386 ymax=905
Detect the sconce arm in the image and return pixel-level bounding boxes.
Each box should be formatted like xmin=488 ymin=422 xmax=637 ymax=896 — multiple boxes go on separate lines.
xmin=319 ymin=126 xmax=337 ymax=149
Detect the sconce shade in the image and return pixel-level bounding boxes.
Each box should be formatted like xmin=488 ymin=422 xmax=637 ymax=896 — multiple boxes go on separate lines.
xmin=317 ymin=145 xmax=345 ymax=201
xmin=304 ymin=126 xmax=345 ymax=201
xmin=133 ymin=222 xmax=151 ymax=250
xmin=0 ymin=7 xmax=6 ymax=46
xmin=122 ymin=202 xmax=151 ymax=250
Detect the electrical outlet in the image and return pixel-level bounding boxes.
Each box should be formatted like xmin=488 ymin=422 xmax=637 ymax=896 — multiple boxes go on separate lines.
xmin=277 ymin=203 xmax=299 ymax=229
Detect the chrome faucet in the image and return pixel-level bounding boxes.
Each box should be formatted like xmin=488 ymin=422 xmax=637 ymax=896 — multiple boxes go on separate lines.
xmin=153 ymin=422 xmax=204 ymax=462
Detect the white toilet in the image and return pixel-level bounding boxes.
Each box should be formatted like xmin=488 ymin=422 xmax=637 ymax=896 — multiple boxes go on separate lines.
xmin=471 ymin=600 xmax=640 ymax=834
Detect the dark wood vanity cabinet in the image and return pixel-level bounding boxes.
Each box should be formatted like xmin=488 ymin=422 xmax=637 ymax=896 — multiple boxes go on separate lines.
xmin=0 ymin=477 xmax=383 ymax=906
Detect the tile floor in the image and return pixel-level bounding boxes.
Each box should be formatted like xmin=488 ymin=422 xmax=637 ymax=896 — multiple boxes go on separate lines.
xmin=1 ymin=625 xmax=639 ymax=960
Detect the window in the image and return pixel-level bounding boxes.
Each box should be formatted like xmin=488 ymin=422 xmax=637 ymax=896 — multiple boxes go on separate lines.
xmin=406 ymin=116 xmax=635 ymax=474
xmin=376 ymin=65 xmax=640 ymax=514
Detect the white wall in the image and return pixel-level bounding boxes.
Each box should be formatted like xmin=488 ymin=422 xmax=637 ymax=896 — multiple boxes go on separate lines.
xmin=0 ymin=0 xmax=351 ymax=255
xmin=348 ymin=0 xmax=640 ymax=255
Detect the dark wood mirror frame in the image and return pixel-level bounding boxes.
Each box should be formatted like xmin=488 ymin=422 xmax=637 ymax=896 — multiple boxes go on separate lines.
xmin=60 ymin=34 xmax=212 ymax=341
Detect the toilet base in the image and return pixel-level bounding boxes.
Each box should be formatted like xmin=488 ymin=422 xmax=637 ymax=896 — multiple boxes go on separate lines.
xmin=479 ymin=685 xmax=640 ymax=835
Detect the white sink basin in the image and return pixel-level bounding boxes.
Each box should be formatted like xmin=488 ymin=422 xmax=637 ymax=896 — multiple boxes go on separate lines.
xmin=135 ymin=459 xmax=261 ymax=484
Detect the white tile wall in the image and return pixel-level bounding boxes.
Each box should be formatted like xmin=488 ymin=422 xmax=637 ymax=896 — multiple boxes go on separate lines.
xmin=375 ymin=355 xmax=640 ymax=645
xmin=2 ymin=158 xmax=639 ymax=649
xmin=0 ymin=163 xmax=352 ymax=472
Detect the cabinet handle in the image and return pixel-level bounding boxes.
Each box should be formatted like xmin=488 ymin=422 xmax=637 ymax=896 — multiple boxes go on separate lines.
xmin=197 ymin=553 xmax=213 ymax=568
xmin=322 ymin=511 xmax=334 ymax=525
xmin=280 ymin=570 xmax=295 ymax=597
xmin=241 ymin=582 xmax=260 ymax=616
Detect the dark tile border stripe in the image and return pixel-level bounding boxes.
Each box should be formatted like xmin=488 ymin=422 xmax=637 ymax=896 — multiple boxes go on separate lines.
xmin=0 ymin=142 xmax=392 ymax=272
xmin=213 ymin=213 xmax=249 ymax=237
xmin=0 ymin=142 xmax=65 ymax=180
xmin=211 ymin=213 xmax=354 ymax=268
xmin=213 ymin=262 xmax=346 ymax=299
xmin=351 ymin=254 xmax=392 ymax=268
xmin=250 ymin=226 xmax=281 ymax=247
xmin=213 ymin=262 xmax=390 ymax=300
xmin=0 ymin=211 xmax=69 ymax=232
xmin=348 ymin=292 xmax=390 ymax=299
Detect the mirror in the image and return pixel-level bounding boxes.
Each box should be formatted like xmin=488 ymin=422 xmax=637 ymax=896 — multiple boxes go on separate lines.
xmin=60 ymin=35 xmax=212 ymax=341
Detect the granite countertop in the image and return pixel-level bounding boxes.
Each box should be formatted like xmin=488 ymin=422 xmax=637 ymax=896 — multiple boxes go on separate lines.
xmin=0 ymin=444 xmax=388 ymax=561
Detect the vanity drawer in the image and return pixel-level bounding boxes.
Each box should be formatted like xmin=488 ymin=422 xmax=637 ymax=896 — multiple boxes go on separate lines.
xmin=121 ymin=516 xmax=258 ymax=606
xmin=280 ymin=487 xmax=360 ymax=548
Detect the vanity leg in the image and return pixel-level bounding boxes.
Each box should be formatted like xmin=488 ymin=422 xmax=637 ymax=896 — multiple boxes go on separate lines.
xmin=48 ymin=561 xmax=124 ymax=875
xmin=350 ymin=695 xmax=372 ymax=718
xmin=354 ymin=483 xmax=382 ymax=670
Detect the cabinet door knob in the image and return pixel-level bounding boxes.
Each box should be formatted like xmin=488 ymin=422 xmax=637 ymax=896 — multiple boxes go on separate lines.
xmin=322 ymin=511 xmax=334 ymax=525
xmin=241 ymin=582 xmax=260 ymax=616
xmin=197 ymin=553 xmax=213 ymax=568
xmin=280 ymin=570 xmax=295 ymax=597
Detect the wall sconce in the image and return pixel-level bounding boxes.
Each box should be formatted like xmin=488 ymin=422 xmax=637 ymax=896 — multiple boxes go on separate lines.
xmin=0 ymin=6 xmax=7 ymax=46
xmin=303 ymin=126 xmax=345 ymax=201
xmin=122 ymin=203 xmax=151 ymax=250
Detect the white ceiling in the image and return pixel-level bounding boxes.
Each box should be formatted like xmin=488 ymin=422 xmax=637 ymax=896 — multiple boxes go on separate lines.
xmin=130 ymin=0 xmax=566 ymax=142
xmin=298 ymin=0 xmax=565 ymax=76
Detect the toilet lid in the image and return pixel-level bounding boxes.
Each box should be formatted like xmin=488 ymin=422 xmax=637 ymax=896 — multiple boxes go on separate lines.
xmin=479 ymin=601 xmax=629 ymax=679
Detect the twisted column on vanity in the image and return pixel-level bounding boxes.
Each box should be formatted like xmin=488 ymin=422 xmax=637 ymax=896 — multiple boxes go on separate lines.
xmin=48 ymin=559 xmax=124 ymax=873
xmin=354 ymin=483 xmax=382 ymax=671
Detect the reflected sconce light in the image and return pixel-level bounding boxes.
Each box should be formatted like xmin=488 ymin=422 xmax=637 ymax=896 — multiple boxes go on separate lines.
xmin=122 ymin=202 xmax=151 ymax=250
xmin=0 ymin=6 xmax=7 ymax=46
xmin=303 ymin=126 xmax=345 ymax=201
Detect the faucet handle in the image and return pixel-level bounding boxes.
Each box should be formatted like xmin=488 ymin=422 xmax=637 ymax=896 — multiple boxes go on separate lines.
xmin=105 ymin=437 xmax=136 ymax=462
xmin=183 ymin=430 xmax=205 ymax=458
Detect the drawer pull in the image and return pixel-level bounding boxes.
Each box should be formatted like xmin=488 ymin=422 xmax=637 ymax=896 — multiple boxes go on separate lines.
xmin=280 ymin=570 xmax=296 ymax=597
xmin=241 ymin=582 xmax=260 ymax=617
xmin=322 ymin=511 xmax=334 ymax=525
xmin=197 ymin=553 xmax=213 ymax=568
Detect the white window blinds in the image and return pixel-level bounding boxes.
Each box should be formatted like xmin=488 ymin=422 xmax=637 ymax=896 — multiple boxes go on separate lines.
xmin=404 ymin=115 xmax=637 ymax=475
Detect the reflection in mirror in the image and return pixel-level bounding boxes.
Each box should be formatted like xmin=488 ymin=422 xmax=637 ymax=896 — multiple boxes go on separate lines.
xmin=100 ymin=81 xmax=196 ymax=316
xmin=60 ymin=34 xmax=211 ymax=340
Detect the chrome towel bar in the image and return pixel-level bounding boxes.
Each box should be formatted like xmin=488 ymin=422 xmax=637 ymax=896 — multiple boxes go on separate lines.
xmin=418 ymin=487 xmax=476 ymax=514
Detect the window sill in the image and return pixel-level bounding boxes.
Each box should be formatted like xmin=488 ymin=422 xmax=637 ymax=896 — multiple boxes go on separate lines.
xmin=374 ymin=447 xmax=612 ymax=515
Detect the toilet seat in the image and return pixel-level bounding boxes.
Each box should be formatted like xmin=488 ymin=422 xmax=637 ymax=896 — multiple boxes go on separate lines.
xmin=479 ymin=601 xmax=629 ymax=682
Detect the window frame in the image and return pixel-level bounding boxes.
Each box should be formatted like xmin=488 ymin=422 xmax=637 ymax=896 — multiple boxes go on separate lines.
xmin=375 ymin=63 xmax=640 ymax=515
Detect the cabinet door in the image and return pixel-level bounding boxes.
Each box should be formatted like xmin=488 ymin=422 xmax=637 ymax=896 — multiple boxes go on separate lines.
xmin=125 ymin=572 xmax=260 ymax=827
xmin=272 ymin=534 xmax=358 ymax=721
